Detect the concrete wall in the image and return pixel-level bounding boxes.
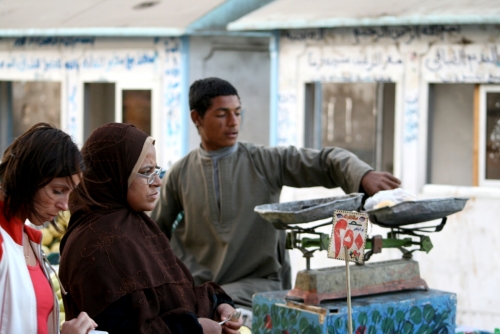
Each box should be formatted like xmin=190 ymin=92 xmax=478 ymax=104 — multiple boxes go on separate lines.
xmin=188 ymin=35 xmax=270 ymax=151
xmin=277 ymin=25 xmax=500 ymax=330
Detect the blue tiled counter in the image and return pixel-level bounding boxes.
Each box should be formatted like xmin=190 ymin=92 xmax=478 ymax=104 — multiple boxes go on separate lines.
xmin=252 ymin=289 xmax=457 ymax=334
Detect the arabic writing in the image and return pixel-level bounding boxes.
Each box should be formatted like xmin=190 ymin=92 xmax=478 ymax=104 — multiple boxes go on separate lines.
xmin=308 ymin=73 xmax=393 ymax=83
xmin=283 ymin=29 xmax=323 ymax=41
xmin=307 ymin=51 xmax=403 ymax=72
xmin=277 ymin=92 xmax=297 ymax=146
xmin=0 ymin=56 xmax=60 ymax=71
xmin=353 ymin=25 xmax=461 ymax=44
xmin=0 ymin=51 xmax=158 ymax=72
xmin=0 ymin=51 xmax=159 ymax=72
xmin=425 ymin=46 xmax=500 ymax=72
xmin=81 ymin=52 xmax=158 ymax=71
xmin=14 ymin=37 xmax=95 ymax=47
xmin=435 ymin=73 xmax=500 ymax=83
xmin=67 ymin=82 xmax=78 ymax=140
xmin=162 ymin=38 xmax=183 ymax=168
xmin=404 ymin=95 xmax=418 ymax=143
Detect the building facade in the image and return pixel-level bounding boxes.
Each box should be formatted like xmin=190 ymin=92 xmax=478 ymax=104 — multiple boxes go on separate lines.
xmin=253 ymin=24 xmax=500 ymax=331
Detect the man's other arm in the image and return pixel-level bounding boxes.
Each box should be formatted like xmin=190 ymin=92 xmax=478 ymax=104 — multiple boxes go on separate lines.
xmin=151 ymin=168 xmax=183 ymax=239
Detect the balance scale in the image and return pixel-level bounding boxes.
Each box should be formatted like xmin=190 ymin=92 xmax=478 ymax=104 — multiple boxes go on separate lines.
xmin=255 ymin=193 xmax=468 ymax=306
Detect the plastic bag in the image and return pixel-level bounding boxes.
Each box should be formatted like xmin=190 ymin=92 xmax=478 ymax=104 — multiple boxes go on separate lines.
xmin=364 ymin=188 xmax=417 ymax=211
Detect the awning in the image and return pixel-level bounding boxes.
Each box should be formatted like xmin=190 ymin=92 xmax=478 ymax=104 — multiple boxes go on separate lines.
xmin=228 ymin=0 xmax=500 ymax=31
xmin=0 ymin=0 xmax=272 ymax=37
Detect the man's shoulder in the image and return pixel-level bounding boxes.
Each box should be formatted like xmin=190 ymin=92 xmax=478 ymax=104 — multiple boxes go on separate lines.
xmin=171 ymin=148 xmax=200 ymax=166
xmin=238 ymin=141 xmax=292 ymax=157
xmin=165 ymin=149 xmax=201 ymax=179
xmin=237 ymin=141 xmax=276 ymax=153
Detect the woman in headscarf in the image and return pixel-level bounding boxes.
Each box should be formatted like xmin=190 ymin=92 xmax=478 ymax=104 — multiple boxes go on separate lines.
xmin=59 ymin=123 xmax=242 ymax=334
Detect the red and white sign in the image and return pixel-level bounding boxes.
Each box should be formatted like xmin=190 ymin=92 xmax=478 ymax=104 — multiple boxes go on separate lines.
xmin=328 ymin=210 xmax=368 ymax=264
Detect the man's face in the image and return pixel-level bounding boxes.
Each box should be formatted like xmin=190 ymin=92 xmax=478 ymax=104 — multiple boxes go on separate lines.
xmin=191 ymin=95 xmax=241 ymax=151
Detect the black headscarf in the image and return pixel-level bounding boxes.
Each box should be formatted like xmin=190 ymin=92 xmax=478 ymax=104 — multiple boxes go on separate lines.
xmin=59 ymin=123 xmax=221 ymax=323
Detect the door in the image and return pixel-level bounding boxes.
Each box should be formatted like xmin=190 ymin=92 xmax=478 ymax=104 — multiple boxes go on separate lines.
xmin=115 ymin=81 xmax=160 ymax=139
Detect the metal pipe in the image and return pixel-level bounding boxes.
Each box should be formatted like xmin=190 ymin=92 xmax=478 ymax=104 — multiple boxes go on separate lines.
xmin=345 ymin=246 xmax=352 ymax=334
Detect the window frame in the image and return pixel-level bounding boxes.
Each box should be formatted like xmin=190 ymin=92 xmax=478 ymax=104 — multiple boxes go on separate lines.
xmin=303 ymin=81 xmax=396 ymax=173
xmin=478 ymin=84 xmax=500 ymax=187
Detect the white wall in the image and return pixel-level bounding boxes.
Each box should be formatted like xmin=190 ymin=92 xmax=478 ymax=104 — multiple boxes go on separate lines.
xmin=0 ymin=36 xmax=184 ymax=169
xmin=277 ymin=25 xmax=500 ymax=331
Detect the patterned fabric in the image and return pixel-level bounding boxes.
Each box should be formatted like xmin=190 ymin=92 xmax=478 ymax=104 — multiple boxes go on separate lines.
xmin=59 ymin=123 xmax=231 ymax=333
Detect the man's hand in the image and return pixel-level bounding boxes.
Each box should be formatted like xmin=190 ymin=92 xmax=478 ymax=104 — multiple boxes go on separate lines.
xmin=360 ymin=171 xmax=401 ymax=197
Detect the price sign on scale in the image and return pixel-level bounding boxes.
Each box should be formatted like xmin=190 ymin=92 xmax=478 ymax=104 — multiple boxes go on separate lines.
xmin=327 ymin=210 xmax=369 ymax=334
xmin=328 ymin=210 xmax=368 ymax=263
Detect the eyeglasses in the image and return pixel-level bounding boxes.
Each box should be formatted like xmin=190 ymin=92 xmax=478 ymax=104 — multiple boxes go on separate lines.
xmin=136 ymin=166 xmax=162 ymax=185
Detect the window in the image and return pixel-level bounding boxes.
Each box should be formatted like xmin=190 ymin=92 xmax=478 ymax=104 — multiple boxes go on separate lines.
xmin=0 ymin=81 xmax=61 ymax=154
xmin=479 ymin=85 xmax=500 ymax=186
xmin=83 ymin=83 xmax=115 ymax=140
xmin=428 ymin=84 xmax=500 ymax=187
xmin=304 ymin=82 xmax=396 ymax=172
xmin=122 ymin=89 xmax=152 ymax=135
xmin=427 ymin=84 xmax=474 ymax=186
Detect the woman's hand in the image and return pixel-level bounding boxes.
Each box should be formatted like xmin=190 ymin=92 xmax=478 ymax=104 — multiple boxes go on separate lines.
xmin=198 ymin=318 xmax=222 ymax=334
xmin=216 ymin=304 xmax=243 ymax=334
xmin=61 ymin=312 xmax=98 ymax=334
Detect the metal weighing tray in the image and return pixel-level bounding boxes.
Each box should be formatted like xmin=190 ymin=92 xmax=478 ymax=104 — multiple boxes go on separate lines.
xmin=366 ymin=197 xmax=469 ymax=227
xmin=254 ymin=193 xmax=363 ymax=228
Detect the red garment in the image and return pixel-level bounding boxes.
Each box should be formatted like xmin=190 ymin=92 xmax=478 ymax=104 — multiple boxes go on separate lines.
xmin=28 ymin=261 xmax=54 ymax=334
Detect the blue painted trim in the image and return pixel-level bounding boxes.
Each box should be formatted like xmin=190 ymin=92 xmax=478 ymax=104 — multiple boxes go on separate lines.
xmin=0 ymin=27 xmax=185 ymax=37
xmin=188 ymin=0 xmax=274 ymax=31
xmin=0 ymin=82 xmax=12 ymax=155
xmin=180 ymin=35 xmax=190 ymax=156
xmin=228 ymin=15 xmax=500 ymax=31
xmin=0 ymin=82 xmax=13 ymax=149
xmin=6 ymin=82 xmax=12 ymax=144
xmin=189 ymin=30 xmax=272 ymax=37
xmin=269 ymin=30 xmax=279 ymax=147
xmin=0 ymin=28 xmax=272 ymax=38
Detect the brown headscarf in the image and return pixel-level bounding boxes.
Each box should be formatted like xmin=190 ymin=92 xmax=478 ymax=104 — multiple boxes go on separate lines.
xmin=59 ymin=123 xmax=220 ymax=325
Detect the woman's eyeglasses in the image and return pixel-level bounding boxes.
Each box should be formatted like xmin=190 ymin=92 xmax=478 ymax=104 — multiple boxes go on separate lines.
xmin=136 ymin=166 xmax=162 ymax=185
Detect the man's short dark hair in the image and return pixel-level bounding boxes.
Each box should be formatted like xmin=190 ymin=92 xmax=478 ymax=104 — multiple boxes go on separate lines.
xmin=189 ymin=77 xmax=239 ymax=117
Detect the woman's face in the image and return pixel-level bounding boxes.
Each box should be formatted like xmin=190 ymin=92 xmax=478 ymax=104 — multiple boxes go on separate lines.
xmin=30 ymin=174 xmax=81 ymax=226
xmin=127 ymin=145 xmax=161 ymax=212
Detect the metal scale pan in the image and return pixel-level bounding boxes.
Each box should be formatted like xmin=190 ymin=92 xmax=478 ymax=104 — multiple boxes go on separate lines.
xmin=254 ymin=193 xmax=364 ymax=229
xmin=366 ymin=197 xmax=469 ymax=227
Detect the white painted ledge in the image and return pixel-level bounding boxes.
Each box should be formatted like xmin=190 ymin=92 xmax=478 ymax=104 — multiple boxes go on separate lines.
xmin=421 ymin=184 xmax=500 ymax=199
